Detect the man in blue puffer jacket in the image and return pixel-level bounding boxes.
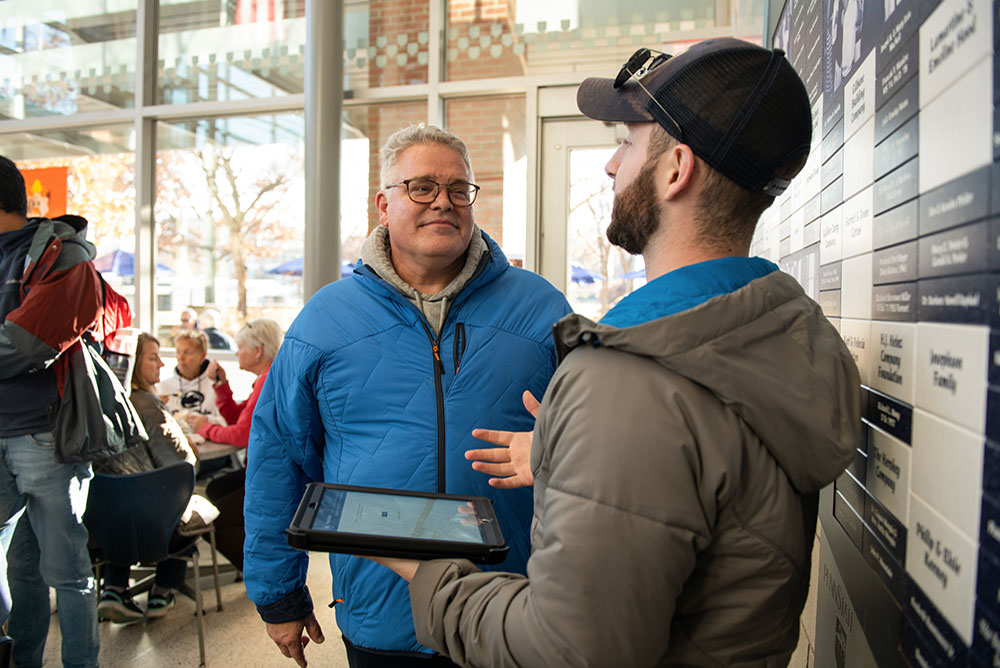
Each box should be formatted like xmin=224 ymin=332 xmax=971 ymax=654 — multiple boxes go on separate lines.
xmin=244 ymin=125 xmax=571 ymax=667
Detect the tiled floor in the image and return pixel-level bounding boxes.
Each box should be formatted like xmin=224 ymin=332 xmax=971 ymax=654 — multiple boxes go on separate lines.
xmin=42 ymin=546 xmax=349 ymax=668
xmin=39 ymin=533 xmax=826 ymax=667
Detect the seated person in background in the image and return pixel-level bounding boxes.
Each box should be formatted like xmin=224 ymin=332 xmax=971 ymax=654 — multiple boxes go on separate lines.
xmin=198 ymin=308 xmax=237 ymax=351
xmin=158 ymin=329 xmax=224 ymax=428
xmin=186 ymin=318 xmax=284 ymax=448
xmin=95 ymin=332 xmax=197 ymax=623
xmin=168 ymin=308 xmax=198 ymax=346
xmin=186 ymin=318 xmax=284 ymax=573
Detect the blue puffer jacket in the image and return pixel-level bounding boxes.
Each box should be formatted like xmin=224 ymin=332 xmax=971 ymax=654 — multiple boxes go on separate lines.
xmin=244 ymin=233 xmax=571 ymax=653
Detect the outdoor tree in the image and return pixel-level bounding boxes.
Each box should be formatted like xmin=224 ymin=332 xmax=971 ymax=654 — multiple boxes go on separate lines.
xmin=157 ymin=142 xmax=301 ymax=320
xmin=569 ymin=175 xmax=638 ymax=314
xmin=18 ymin=152 xmax=137 ymax=250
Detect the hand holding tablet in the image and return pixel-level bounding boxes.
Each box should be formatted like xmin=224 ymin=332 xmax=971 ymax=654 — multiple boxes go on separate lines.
xmin=286 ymin=483 xmax=509 ymax=564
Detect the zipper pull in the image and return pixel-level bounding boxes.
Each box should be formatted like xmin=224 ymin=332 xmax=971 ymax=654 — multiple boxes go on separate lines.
xmin=432 ymin=343 xmax=444 ymax=375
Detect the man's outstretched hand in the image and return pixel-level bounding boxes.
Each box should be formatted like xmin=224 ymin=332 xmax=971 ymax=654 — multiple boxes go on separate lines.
xmin=266 ymin=613 xmax=325 ymax=668
xmin=466 ymin=390 xmax=539 ymax=489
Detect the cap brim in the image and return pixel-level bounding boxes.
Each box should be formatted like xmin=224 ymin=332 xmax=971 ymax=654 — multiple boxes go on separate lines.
xmin=577 ymin=77 xmax=655 ymax=123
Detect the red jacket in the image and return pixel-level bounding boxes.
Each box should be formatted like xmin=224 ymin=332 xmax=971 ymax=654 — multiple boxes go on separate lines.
xmin=198 ymin=365 xmax=270 ymax=448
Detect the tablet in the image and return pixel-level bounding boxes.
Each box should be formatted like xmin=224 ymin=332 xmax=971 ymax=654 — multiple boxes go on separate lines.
xmin=286 ymin=483 xmax=509 ymax=564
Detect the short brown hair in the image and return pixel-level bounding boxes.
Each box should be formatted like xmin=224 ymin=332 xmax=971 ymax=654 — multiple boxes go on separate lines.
xmin=647 ymin=124 xmax=805 ymax=250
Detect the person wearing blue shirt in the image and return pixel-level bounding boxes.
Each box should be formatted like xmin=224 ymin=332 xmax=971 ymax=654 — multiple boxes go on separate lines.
xmin=244 ymin=124 xmax=571 ymax=667
xmin=371 ymin=39 xmax=862 ymax=667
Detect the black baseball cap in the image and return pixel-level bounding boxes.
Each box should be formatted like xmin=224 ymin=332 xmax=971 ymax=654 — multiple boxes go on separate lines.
xmin=577 ymin=38 xmax=812 ymax=197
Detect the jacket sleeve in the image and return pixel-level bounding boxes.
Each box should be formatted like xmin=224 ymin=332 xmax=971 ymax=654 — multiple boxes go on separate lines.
xmin=409 ymin=347 xmax=716 ymax=667
xmin=199 ymin=379 xmax=257 ymax=448
xmin=244 ymin=340 xmax=325 ymax=617
xmin=0 ymin=249 xmax=101 ymax=381
xmin=132 ymin=391 xmax=197 ymax=468
xmin=214 ymin=380 xmax=244 ymax=425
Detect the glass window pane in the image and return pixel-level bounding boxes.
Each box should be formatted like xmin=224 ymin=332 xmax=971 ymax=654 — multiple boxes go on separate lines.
xmin=341 ymin=102 xmax=426 ymax=264
xmin=567 ymin=147 xmax=644 ymax=320
xmin=445 ymin=0 xmax=727 ymax=82
xmin=157 ymin=0 xmax=306 ymax=104
xmin=0 ymin=2 xmax=138 ymax=119
xmin=344 ymin=0 xmax=429 ymax=92
xmin=737 ymin=0 xmax=765 ymax=43
xmin=444 ymin=95 xmax=526 ymax=262
xmin=0 ymin=126 xmax=138 ymax=314
xmin=155 ymin=113 xmax=305 ymax=346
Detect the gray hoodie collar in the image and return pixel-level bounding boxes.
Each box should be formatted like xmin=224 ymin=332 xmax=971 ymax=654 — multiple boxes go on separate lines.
xmin=360 ymin=224 xmax=489 ymax=334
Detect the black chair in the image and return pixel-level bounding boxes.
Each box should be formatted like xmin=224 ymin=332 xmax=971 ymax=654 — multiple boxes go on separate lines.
xmin=84 ymin=461 xmax=222 ymax=667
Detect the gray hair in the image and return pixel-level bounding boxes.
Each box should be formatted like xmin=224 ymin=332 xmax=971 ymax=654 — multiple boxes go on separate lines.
xmin=198 ymin=308 xmax=221 ymax=328
xmin=235 ymin=318 xmax=284 ymax=363
xmin=379 ymin=124 xmax=474 ymax=188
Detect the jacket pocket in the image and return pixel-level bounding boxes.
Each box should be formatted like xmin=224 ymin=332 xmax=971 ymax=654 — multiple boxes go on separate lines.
xmin=452 ymin=323 xmax=466 ymax=373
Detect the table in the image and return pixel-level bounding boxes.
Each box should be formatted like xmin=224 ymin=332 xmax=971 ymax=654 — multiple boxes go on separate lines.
xmin=196 ymin=440 xmax=239 ymax=461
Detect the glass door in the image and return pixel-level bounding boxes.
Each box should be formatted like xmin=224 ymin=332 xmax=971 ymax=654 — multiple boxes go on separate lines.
xmin=539 ymin=119 xmax=646 ymax=321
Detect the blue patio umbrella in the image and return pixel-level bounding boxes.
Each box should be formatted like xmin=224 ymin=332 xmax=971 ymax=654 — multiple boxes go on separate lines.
xmin=570 ymin=264 xmax=605 ymax=283
xmin=618 ymin=267 xmax=646 ymax=280
xmin=93 ymin=249 xmax=173 ymax=276
xmin=267 ymin=257 xmax=355 ymax=277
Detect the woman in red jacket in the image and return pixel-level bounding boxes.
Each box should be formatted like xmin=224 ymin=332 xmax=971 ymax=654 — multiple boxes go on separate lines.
xmin=186 ymin=318 xmax=283 ymax=447
xmin=185 ymin=318 xmax=284 ymax=572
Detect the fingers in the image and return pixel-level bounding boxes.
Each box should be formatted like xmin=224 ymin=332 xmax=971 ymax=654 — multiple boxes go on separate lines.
xmin=470 ymin=461 xmax=515 ymax=477
xmin=489 ymin=476 xmax=530 ymax=490
xmin=303 ymin=616 xmax=325 ymax=644
xmin=522 ymin=391 xmax=541 ymax=417
xmin=286 ymin=639 xmax=307 ymax=668
xmin=465 ymin=447 xmax=513 ymax=463
xmin=470 ymin=428 xmax=515 ymax=447
xmin=274 ymin=636 xmax=307 ymax=667
xmin=266 ymin=620 xmax=316 ymax=668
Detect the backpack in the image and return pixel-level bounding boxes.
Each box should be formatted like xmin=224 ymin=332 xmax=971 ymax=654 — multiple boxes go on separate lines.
xmin=53 ymin=328 xmax=148 ymax=464
xmin=24 ymin=215 xmax=148 ymax=463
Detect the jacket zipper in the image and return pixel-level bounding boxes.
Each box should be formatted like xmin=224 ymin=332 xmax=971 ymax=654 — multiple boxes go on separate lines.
xmin=418 ymin=319 xmax=447 ymax=493
xmin=361 ymin=246 xmax=492 ymax=493
xmin=452 ymin=323 xmax=466 ymax=373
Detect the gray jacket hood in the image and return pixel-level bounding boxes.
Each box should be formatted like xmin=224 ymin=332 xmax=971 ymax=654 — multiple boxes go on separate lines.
xmin=553 ymin=270 xmax=861 ymax=493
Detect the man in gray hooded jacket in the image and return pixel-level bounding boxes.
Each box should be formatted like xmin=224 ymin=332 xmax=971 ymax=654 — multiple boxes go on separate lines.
xmin=372 ymin=38 xmax=862 ymax=667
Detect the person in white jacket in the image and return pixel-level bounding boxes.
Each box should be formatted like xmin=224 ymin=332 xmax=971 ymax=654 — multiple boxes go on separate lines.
xmin=158 ymin=329 xmax=223 ymax=423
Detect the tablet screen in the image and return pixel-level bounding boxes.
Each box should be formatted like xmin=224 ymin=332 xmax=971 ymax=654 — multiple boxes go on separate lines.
xmin=315 ymin=489 xmax=486 ymax=544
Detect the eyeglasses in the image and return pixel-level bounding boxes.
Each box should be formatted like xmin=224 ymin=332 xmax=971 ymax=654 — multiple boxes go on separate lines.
xmin=614 ymin=48 xmax=685 ymax=141
xmin=384 ymin=178 xmax=481 ymax=207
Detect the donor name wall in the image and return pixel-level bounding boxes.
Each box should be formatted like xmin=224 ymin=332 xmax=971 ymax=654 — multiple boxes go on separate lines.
xmin=755 ymin=0 xmax=999 ymax=664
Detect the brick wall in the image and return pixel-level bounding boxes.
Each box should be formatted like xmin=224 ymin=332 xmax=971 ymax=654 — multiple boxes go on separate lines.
xmin=357 ymin=1 xmax=526 ymax=246
xmin=445 ymin=94 xmax=525 ymax=246
xmin=445 ymin=0 xmax=524 ymax=81
xmin=369 ymin=0 xmax=430 ymax=86
xmin=346 ymin=103 xmax=428 ymax=232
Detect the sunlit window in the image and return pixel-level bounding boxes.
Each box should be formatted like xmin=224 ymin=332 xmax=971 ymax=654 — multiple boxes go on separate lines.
xmin=154 ymin=113 xmax=305 ymax=346
xmin=0 ymin=2 xmax=138 ymax=119
xmin=444 ymin=95 xmax=526 ymax=261
xmin=157 ymin=0 xmax=306 ymax=104
xmin=1 ymin=126 xmax=138 ymax=314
